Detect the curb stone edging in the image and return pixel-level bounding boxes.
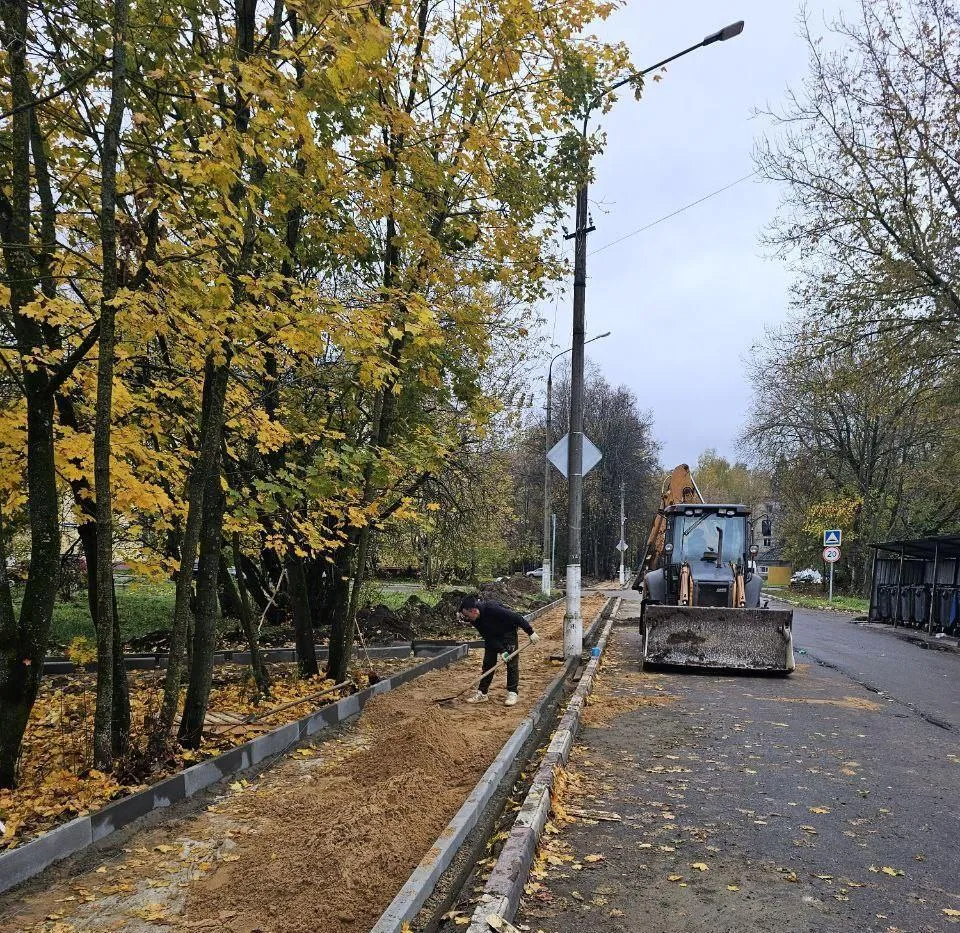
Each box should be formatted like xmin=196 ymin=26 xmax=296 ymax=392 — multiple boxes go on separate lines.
xmin=465 ymin=598 xmax=621 ymax=932
xmin=370 ymin=597 xmax=614 ymax=933
xmin=0 ymin=645 xmax=468 ymax=895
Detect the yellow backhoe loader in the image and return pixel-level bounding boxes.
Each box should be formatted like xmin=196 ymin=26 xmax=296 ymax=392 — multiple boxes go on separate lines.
xmin=634 ymin=465 xmax=794 ymax=673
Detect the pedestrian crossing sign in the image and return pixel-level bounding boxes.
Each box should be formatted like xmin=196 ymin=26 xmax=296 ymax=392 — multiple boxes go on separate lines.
xmin=823 ymin=529 xmax=842 ymax=546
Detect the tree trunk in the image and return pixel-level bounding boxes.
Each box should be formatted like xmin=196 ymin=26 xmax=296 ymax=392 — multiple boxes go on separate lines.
xmin=91 ymin=0 xmax=129 ymax=770
xmin=232 ymin=535 xmax=270 ymax=695
xmin=152 ymin=356 xmax=230 ymax=747
xmin=218 ymin=551 xmax=243 ymax=620
xmin=287 ymin=554 xmax=318 ymax=676
xmin=0 ymin=0 xmax=61 ymax=788
xmin=178 ymin=452 xmax=226 ymax=748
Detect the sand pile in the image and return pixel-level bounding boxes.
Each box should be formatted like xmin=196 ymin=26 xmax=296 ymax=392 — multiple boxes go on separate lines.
xmin=185 ymin=595 xmax=605 ymax=931
xmin=0 ymin=596 xmax=607 ymax=933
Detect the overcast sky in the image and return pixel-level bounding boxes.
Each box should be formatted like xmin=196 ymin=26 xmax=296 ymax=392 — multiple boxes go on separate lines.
xmin=542 ymin=0 xmax=854 ymax=468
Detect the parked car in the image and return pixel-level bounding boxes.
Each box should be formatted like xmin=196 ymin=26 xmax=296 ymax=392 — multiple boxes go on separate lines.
xmin=525 ymin=568 xmax=544 ymax=578
xmin=791 ymin=568 xmax=823 ymax=585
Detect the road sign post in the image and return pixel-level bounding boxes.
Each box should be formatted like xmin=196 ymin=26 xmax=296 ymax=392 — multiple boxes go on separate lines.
xmin=823 ymin=544 xmax=841 ymax=602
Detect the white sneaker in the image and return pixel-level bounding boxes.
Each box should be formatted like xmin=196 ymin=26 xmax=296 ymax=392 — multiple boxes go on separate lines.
xmin=465 ymin=690 xmax=488 ymax=704
xmin=504 ymin=691 xmax=519 ymax=707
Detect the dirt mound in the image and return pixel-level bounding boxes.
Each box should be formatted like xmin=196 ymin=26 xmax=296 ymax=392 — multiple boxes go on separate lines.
xmin=357 ymin=590 xmax=476 ymax=642
xmin=479 ymin=573 xmax=541 ymax=605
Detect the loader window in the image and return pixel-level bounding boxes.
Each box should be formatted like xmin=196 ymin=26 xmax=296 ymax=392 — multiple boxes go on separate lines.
xmin=676 ymin=514 xmax=745 ymax=565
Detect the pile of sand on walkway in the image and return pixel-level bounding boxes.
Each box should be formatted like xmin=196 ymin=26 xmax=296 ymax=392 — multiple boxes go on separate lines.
xmin=182 ymin=594 xmax=607 ymax=932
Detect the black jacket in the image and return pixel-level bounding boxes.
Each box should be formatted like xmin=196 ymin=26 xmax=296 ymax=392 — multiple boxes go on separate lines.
xmin=471 ymin=600 xmax=534 ymax=642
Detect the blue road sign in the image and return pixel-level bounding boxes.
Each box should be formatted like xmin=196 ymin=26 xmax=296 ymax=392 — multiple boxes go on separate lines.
xmin=823 ymin=529 xmax=842 ymax=546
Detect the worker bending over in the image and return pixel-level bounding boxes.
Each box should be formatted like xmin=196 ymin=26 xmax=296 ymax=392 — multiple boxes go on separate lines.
xmin=458 ymin=595 xmax=540 ymax=706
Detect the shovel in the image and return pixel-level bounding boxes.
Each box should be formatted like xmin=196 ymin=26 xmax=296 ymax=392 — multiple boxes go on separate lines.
xmin=434 ymin=639 xmax=535 ymax=706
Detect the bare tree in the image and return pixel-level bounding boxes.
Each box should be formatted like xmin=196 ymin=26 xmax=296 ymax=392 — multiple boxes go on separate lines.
xmin=756 ymin=0 xmax=960 ymax=357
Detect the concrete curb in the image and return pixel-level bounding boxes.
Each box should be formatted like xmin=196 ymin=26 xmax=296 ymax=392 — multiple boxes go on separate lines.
xmin=370 ymin=597 xmax=614 ymax=933
xmin=465 ymin=598 xmax=621 ymax=932
xmin=0 ymin=645 xmax=467 ymax=895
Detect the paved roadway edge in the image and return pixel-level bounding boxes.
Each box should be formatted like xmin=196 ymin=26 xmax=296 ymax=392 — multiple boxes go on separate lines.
xmin=371 ymin=596 xmax=616 ymax=933
xmin=462 ymin=599 xmax=620 ymax=933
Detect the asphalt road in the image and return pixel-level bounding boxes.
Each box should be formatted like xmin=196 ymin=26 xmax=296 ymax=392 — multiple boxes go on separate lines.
xmin=515 ymin=594 xmax=960 ymax=933
xmin=786 ymin=604 xmax=960 ymax=732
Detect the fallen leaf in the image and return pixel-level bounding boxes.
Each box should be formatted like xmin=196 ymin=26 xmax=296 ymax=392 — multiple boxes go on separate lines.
xmin=583 ymin=854 xmax=604 ymax=863
xmin=800 ymin=825 xmax=818 ymax=835
xmin=943 ymin=909 xmax=960 ymax=918
xmin=727 ymin=884 xmax=740 ymax=891
xmin=691 ymin=862 xmax=709 ymax=871
xmin=668 ymin=875 xmax=683 ymax=882
xmin=809 ymin=807 xmax=831 ymax=814
xmin=153 ymin=844 xmax=175 ymax=854
xmin=880 ymin=866 xmax=903 ymax=877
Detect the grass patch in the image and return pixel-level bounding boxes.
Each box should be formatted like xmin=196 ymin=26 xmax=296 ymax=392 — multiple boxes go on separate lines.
xmin=372 ymin=589 xmax=449 ymax=611
xmin=766 ymin=590 xmax=868 ymax=613
xmin=41 ymin=582 xmax=176 ymax=650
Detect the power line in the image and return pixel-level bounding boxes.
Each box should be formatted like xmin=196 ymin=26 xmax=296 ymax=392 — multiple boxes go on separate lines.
xmin=588 ymin=171 xmax=759 ymax=257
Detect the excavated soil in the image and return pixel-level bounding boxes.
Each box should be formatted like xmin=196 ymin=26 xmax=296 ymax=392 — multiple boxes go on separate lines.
xmin=0 ymin=595 xmax=606 ymax=933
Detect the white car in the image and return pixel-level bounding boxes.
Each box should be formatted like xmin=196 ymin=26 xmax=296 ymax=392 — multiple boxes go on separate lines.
xmin=791 ymin=568 xmax=823 ymax=585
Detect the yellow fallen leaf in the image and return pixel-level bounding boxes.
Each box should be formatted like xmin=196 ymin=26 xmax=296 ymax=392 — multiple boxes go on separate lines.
xmin=131 ymin=903 xmax=165 ymax=922
xmin=584 ymin=854 xmax=604 ymax=863
xmin=800 ymin=826 xmax=818 ymax=834
xmin=880 ymin=866 xmax=903 ymax=877
xmin=152 ymin=844 xmax=175 ymax=854
xmin=727 ymin=884 xmax=740 ymax=891
xmin=809 ymin=806 xmax=831 ymax=814
xmin=668 ymin=875 xmax=683 ymax=882
xmin=943 ymin=908 xmax=960 ymax=917
xmin=221 ymin=854 xmax=241 ymax=862
xmin=691 ymin=862 xmax=709 ymax=871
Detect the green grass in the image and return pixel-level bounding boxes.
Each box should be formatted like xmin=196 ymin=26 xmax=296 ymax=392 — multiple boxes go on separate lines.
xmin=765 ymin=589 xmax=869 ymax=613
xmin=376 ymin=590 xmax=445 ymax=611
xmin=41 ymin=582 xmax=176 ymax=650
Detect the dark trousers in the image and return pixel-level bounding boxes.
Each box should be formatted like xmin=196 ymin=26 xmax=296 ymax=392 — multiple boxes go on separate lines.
xmin=479 ymin=631 xmax=519 ymax=694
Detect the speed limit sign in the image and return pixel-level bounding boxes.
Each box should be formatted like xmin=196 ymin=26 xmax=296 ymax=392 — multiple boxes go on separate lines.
xmin=823 ymin=546 xmax=841 ymax=563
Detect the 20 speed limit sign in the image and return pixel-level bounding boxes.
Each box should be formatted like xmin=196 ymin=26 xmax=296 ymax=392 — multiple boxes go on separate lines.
xmin=823 ymin=546 xmax=841 ymax=563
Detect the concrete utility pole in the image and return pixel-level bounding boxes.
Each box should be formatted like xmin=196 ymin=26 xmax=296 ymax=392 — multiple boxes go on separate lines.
xmin=562 ymin=20 xmax=745 ymax=659
xmin=542 ymin=334 xmax=610 ymax=597
xmin=619 ymin=481 xmax=626 ymax=586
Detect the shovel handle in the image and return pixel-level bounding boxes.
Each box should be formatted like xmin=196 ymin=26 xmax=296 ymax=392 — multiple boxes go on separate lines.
xmin=436 ymin=637 xmax=536 ymax=704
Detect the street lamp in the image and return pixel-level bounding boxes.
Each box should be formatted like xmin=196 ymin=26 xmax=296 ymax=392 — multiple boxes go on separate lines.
xmin=542 ymin=331 xmax=611 ymax=596
xmin=562 ymin=21 xmax=745 ymax=659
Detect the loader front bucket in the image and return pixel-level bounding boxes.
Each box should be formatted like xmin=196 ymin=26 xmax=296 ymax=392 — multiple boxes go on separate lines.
xmin=642 ymin=605 xmax=795 ymax=673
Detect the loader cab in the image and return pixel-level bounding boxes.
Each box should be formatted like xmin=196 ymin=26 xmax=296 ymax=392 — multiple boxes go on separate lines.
xmin=657 ymin=504 xmax=757 ymax=607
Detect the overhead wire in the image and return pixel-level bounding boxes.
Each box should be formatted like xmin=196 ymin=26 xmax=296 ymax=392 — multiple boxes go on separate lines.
xmin=588 ymin=171 xmax=759 ymax=258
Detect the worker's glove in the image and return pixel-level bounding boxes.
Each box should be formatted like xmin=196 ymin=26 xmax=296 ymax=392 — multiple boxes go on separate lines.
xmin=529 ymin=631 xmax=541 ymax=645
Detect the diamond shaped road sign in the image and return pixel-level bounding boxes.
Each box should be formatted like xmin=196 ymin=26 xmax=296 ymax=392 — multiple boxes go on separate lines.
xmin=616 ymin=539 xmax=628 ymax=552
xmin=547 ymin=432 xmax=602 ymax=479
